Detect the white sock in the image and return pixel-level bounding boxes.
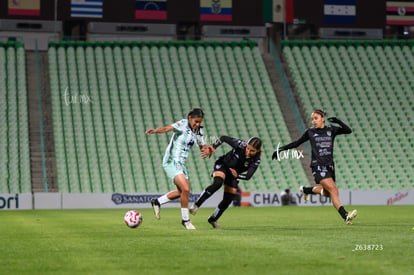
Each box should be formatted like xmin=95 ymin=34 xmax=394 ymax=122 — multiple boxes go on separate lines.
xmin=158 ymin=194 xmax=171 ymax=205
xmin=181 ymin=208 xmax=189 ymax=221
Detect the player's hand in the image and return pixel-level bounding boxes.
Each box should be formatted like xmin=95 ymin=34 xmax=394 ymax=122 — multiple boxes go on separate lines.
xmin=145 ymin=129 xmax=156 ymax=134
xmin=229 ymin=168 xmax=238 ymax=178
xmin=327 ymin=117 xmax=340 ymax=124
xmin=200 ymin=145 xmax=215 ymax=159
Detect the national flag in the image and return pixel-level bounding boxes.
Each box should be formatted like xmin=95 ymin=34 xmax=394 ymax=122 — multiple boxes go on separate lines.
xmin=200 ymin=0 xmax=232 ymax=22
xmin=386 ymin=1 xmax=414 ymax=25
xmin=271 ymin=0 xmax=294 ymax=24
xmin=135 ymin=0 xmax=167 ymax=20
xmin=324 ymin=0 xmax=356 ymax=25
xmin=285 ymin=0 xmax=294 ymax=24
xmin=8 ymin=0 xmax=40 ymax=16
xmin=71 ymin=0 xmax=103 ymax=18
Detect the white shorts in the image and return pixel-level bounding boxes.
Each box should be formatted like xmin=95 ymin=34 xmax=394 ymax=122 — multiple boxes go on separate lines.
xmin=162 ymin=160 xmax=188 ymax=183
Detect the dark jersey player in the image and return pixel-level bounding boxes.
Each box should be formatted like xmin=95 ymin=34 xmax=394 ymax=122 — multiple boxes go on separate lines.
xmin=272 ymin=109 xmax=357 ymax=225
xmin=190 ymin=136 xmax=262 ymax=228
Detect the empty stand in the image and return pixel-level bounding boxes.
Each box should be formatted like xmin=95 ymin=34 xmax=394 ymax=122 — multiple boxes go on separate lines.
xmin=0 ymin=40 xmax=31 ymax=193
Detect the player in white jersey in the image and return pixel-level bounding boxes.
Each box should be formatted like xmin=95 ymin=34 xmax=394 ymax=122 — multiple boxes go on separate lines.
xmin=145 ymin=108 xmax=214 ymax=229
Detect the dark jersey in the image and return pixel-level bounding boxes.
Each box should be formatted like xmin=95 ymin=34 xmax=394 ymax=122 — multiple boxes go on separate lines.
xmin=213 ymin=136 xmax=261 ymax=180
xmin=280 ymin=120 xmax=351 ymax=167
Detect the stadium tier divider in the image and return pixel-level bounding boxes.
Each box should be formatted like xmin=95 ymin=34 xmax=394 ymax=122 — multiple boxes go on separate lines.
xmin=48 ymin=40 xmax=309 ymax=193
xmin=0 ymin=40 xmax=31 ymax=193
xmin=282 ymin=40 xmax=414 ymax=190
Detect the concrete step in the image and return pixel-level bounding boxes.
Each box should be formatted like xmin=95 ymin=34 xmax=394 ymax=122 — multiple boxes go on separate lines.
xmin=27 ymin=50 xmax=57 ymax=193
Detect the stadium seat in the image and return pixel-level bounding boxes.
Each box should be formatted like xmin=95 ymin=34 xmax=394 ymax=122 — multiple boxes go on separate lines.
xmin=0 ymin=41 xmax=31 ymax=193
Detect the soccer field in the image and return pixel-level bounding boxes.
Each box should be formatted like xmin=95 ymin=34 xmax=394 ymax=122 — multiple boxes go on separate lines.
xmin=1 ymin=206 xmax=413 ymax=275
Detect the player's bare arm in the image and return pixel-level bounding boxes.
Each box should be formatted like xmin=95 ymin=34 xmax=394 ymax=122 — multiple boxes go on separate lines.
xmin=145 ymin=125 xmax=174 ymax=134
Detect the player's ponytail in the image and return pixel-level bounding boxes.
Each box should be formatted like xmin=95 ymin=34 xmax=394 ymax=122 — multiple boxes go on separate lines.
xmin=188 ymin=108 xmax=204 ymax=118
xmin=247 ymin=137 xmax=262 ymax=152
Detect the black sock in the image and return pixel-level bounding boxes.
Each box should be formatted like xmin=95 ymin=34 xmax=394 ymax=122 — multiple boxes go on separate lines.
xmin=303 ymin=187 xmax=314 ymax=194
xmin=209 ymin=192 xmax=234 ymax=221
xmin=338 ymin=206 xmax=348 ymax=220
xmin=195 ymin=176 xmax=224 ymax=207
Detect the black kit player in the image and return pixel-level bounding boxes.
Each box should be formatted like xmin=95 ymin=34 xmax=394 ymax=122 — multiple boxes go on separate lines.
xmin=190 ymin=136 xmax=262 ymax=228
xmin=272 ymin=109 xmax=357 ymax=224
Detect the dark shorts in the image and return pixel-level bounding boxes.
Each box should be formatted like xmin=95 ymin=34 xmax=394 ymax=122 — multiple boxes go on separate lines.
xmin=312 ymin=165 xmax=335 ymax=184
xmin=213 ymin=161 xmax=239 ymax=188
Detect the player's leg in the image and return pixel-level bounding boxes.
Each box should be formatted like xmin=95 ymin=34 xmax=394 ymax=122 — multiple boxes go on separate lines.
xmin=151 ymin=161 xmax=184 ymax=220
xmin=191 ymin=171 xmax=225 ymax=215
xmin=300 ymin=185 xmax=324 ymax=200
xmin=319 ymin=178 xmax=357 ymax=224
xmin=174 ymin=174 xmax=196 ymax=229
xmin=300 ymin=165 xmax=329 ymax=200
xmin=319 ymin=178 xmax=340 ymax=208
xmin=208 ymin=184 xmax=238 ymax=228
xmin=151 ymin=190 xmax=180 ymax=220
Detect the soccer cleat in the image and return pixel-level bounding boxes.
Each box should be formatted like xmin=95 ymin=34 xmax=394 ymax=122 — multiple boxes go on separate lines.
xmin=182 ymin=220 xmax=196 ymax=230
xmin=208 ymin=217 xmax=220 ymax=229
xmin=345 ymin=209 xmax=358 ymax=225
xmin=299 ymin=186 xmax=309 ymax=201
xmin=189 ymin=204 xmax=199 ymax=215
xmin=151 ymin=198 xmax=161 ymax=220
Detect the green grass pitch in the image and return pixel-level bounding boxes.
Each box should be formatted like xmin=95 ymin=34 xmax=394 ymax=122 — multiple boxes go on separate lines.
xmin=1 ymin=205 xmax=413 ymax=275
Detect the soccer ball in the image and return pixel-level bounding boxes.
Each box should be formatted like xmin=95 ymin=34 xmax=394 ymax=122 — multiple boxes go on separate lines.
xmin=124 ymin=210 xmax=143 ymax=228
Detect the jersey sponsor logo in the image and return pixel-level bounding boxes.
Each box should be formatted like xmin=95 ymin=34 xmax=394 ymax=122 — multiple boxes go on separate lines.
xmin=187 ymin=139 xmax=195 ymax=147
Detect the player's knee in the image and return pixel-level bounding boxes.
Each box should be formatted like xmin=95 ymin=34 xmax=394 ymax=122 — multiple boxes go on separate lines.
xmin=207 ymin=176 xmax=224 ymax=193
xmin=224 ymin=185 xmax=238 ymax=194
xmin=328 ymin=183 xmax=339 ymax=194
xmin=180 ymin=185 xmax=190 ymax=194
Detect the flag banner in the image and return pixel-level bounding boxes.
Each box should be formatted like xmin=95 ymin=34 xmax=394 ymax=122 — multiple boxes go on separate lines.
xmin=285 ymin=0 xmax=294 ymax=24
xmin=135 ymin=0 xmax=167 ymax=20
xmin=272 ymin=0 xmax=293 ymax=23
xmin=71 ymin=0 xmax=103 ymax=18
xmin=8 ymin=0 xmax=40 ymax=16
xmin=386 ymin=1 xmax=414 ymax=25
xmin=200 ymin=0 xmax=232 ymax=22
xmin=324 ymin=0 xmax=356 ymax=25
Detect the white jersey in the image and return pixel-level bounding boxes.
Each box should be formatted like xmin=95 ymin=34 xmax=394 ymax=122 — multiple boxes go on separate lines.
xmin=163 ymin=119 xmax=205 ymax=164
